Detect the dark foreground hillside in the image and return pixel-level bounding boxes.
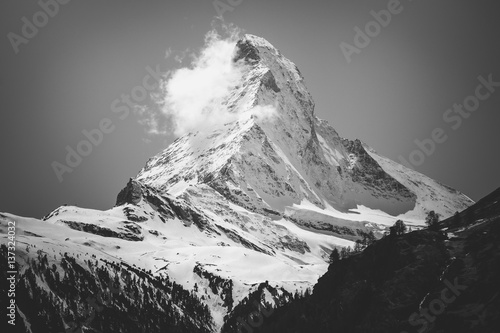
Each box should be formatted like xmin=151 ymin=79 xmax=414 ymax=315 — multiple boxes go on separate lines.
xmin=256 ymin=188 xmax=500 ymax=333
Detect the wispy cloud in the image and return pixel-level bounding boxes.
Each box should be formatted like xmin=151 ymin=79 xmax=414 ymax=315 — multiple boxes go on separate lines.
xmin=135 ymin=105 xmax=170 ymax=136
xmin=137 ymin=22 xmax=278 ymax=138
xmin=160 ymin=26 xmax=244 ymax=136
xmin=165 ymin=47 xmax=173 ymax=59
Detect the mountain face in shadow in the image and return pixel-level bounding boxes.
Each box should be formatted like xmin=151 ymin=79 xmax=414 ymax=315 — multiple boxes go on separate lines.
xmin=254 ymin=188 xmax=500 ymax=333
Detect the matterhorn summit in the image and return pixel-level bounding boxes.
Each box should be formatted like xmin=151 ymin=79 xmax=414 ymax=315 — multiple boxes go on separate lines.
xmin=1 ymin=34 xmax=473 ymax=332
xmin=138 ymin=34 xmax=471 ymax=223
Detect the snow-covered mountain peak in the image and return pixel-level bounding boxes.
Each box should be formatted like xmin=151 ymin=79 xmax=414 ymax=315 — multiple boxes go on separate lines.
xmin=138 ymin=34 xmax=472 ymax=227
xmin=231 ymin=34 xmax=314 ymax=121
xmin=240 ymin=34 xmax=276 ymax=50
xmin=236 ymin=34 xmax=302 ymax=77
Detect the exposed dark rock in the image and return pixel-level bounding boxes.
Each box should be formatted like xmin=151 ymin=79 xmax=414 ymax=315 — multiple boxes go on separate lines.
xmin=342 ymin=138 xmax=416 ymax=200
xmin=121 ymin=222 xmax=142 ymax=235
xmin=116 ymin=178 xmax=143 ymax=206
xmin=261 ymin=70 xmax=280 ymax=92
xmin=222 ymin=281 xmax=294 ymax=333
xmin=277 ymin=234 xmax=311 ymax=255
xmin=116 ymin=179 xmax=177 ymax=221
xmin=123 ymin=207 xmax=148 ymax=222
xmin=234 ymin=39 xmax=260 ymax=63
xmin=216 ymin=225 xmax=273 ymax=255
xmin=194 ymin=263 xmax=234 ymax=310
xmin=59 ymin=220 xmax=144 ymax=241
xmin=288 ymin=216 xmax=358 ymax=238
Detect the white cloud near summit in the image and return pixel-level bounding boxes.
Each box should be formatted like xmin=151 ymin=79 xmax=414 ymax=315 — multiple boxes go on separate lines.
xmin=137 ymin=24 xmax=278 ymax=138
xmin=160 ymin=29 xmax=244 ymax=136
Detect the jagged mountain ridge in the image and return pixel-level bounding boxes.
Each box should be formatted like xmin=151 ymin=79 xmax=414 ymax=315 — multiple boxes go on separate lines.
xmin=1 ymin=34 xmax=475 ymax=332
xmin=137 ymin=34 xmax=472 ymax=226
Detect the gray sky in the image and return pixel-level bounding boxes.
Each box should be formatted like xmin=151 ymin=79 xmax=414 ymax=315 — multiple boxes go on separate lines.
xmin=1 ymin=0 xmax=499 ymax=218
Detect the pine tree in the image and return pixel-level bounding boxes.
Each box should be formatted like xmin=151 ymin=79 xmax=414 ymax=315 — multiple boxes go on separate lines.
xmin=329 ymin=248 xmax=340 ymax=264
xmin=425 ymin=211 xmax=440 ymax=230
xmin=392 ymin=220 xmax=407 ymax=236
xmin=340 ymin=246 xmax=352 ymax=259
xmin=353 ymin=240 xmax=364 ymax=253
